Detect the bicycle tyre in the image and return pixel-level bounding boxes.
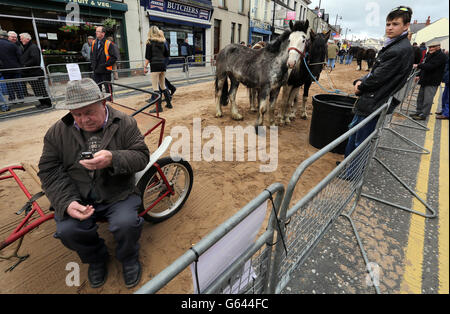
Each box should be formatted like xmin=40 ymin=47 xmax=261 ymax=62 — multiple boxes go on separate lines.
xmin=137 ymin=156 xmax=193 ymax=223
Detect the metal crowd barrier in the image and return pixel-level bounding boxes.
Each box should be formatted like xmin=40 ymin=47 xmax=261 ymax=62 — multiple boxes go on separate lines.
xmin=135 ymin=183 xmax=285 ymax=294
xmin=136 ymin=65 xmax=438 ymax=294
xmin=270 ymin=100 xmax=390 ymax=294
xmin=0 ymin=66 xmax=53 ymax=118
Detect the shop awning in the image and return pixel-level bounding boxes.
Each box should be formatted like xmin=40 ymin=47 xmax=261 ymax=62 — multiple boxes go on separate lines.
xmin=250 ymin=27 xmax=272 ymax=36
xmin=148 ymin=13 xmax=211 ymax=29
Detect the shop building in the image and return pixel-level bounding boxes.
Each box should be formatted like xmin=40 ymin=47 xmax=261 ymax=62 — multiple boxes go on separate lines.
xmin=139 ymin=0 xmax=213 ymax=62
xmin=0 ymin=0 xmax=129 ymax=70
xmin=211 ymin=0 xmax=249 ymax=55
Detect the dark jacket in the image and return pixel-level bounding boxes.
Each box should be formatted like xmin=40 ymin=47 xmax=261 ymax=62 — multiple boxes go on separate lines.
xmin=417 ymin=49 xmax=447 ymax=86
xmin=38 ymin=105 xmax=150 ymax=219
xmin=443 ymin=55 xmax=449 ymax=85
xmin=21 ymin=41 xmax=45 ymax=77
xmin=145 ymin=40 xmax=169 ymax=65
xmin=413 ymin=46 xmax=422 ymax=64
xmin=354 ymin=33 xmax=413 ymax=117
xmin=180 ymin=41 xmax=192 ymax=57
xmin=90 ymin=38 xmax=119 ymax=74
xmin=0 ymin=38 xmax=23 ymax=75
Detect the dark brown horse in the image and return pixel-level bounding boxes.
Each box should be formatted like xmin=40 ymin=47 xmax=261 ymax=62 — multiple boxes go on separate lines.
xmin=279 ymin=29 xmax=331 ymax=124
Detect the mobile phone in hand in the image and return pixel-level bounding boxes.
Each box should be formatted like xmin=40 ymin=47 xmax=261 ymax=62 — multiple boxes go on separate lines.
xmin=80 ymin=152 xmax=94 ymax=160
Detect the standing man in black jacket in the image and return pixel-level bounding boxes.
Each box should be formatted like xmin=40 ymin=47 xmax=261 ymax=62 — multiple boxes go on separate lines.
xmin=344 ymin=6 xmax=414 ymax=160
xmin=0 ymin=29 xmax=24 ymax=108
xmin=410 ymin=42 xmax=447 ymax=120
xmin=20 ymin=33 xmax=52 ymax=109
xmin=90 ymin=26 xmax=119 ymax=96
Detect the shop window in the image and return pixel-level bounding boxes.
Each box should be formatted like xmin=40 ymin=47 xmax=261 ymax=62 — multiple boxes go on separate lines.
xmin=231 ymin=22 xmax=235 ymax=44
xmin=238 ymin=0 xmax=244 ymax=13
xmin=214 ymin=19 xmax=221 ymax=55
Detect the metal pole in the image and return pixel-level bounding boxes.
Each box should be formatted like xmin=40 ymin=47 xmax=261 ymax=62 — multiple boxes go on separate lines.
xmin=271 ymin=0 xmax=276 ymax=41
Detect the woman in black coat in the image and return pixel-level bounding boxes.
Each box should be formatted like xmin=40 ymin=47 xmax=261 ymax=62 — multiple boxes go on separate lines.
xmin=144 ymin=26 xmax=171 ymax=111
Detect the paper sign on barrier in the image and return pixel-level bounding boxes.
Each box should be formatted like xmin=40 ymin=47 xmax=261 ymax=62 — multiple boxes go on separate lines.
xmin=66 ymin=63 xmax=82 ymax=81
xmin=190 ymin=201 xmax=268 ymax=293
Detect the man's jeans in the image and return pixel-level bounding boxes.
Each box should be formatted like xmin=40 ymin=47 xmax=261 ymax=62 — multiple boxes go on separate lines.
xmin=327 ymin=58 xmax=336 ymax=69
xmin=54 ymin=194 xmax=143 ymax=264
xmin=442 ymin=84 xmax=449 ymax=117
xmin=416 ymin=85 xmax=439 ymax=117
xmin=346 ymin=55 xmax=353 ymax=65
xmin=343 ymin=114 xmax=379 ymax=179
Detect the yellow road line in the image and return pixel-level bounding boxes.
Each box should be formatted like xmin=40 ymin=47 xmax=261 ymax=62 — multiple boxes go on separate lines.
xmin=438 ymin=112 xmax=449 ymax=294
xmin=400 ymin=92 xmax=438 ymax=294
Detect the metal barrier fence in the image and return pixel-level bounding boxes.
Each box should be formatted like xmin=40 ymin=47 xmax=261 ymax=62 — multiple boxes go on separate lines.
xmin=271 ymin=100 xmax=390 ymax=294
xmin=2 ymin=56 xmax=217 ymax=119
xmin=136 ymin=64 xmax=436 ymax=294
xmin=135 ymin=183 xmax=285 ymax=294
xmin=0 ymin=66 xmax=53 ymax=117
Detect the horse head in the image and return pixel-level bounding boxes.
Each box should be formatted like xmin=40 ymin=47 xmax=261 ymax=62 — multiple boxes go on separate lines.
xmin=286 ymin=20 xmax=309 ymax=69
xmin=307 ymin=29 xmax=330 ymax=78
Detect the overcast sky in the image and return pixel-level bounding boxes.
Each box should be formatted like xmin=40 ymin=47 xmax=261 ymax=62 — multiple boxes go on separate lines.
xmin=308 ymin=0 xmax=449 ymax=40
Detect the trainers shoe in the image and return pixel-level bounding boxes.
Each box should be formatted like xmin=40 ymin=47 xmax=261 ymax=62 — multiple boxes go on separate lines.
xmin=412 ymin=114 xmax=426 ymax=121
xmin=88 ymin=261 xmax=108 ymax=288
xmin=122 ymin=259 xmax=142 ymax=288
xmin=436 ymin=115 xmax=449 ymax=120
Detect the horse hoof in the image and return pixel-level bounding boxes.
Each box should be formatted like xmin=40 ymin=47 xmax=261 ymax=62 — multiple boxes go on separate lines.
xmin=250 ymin=108 xmax=257 ymax=112
xmin=232 ymin=113 xmax=243 ymax=121
xmin=301 ymin=115 xmax=308 ymax=120
xmin=216 ymin=112 xmax=223 ymax=118
xmin=285 ymin=118 xmax=291 ymax=125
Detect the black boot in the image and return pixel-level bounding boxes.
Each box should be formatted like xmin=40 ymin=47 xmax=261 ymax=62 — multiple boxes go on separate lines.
xmin=149 ymin=92 xmax=163 ymax=113
xmin=163 ymin=89 xmax=173 ymax=109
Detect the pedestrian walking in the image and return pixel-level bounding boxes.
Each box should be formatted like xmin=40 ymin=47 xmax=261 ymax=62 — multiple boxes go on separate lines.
xmin=20 ymin=32 xmax=52 ymax=109
xmin=0 ymin=29 xmax=24 ymax=107
xmin=144 ymin=26 xmax=171 ymax=112
xmin=158 ymin=30 xmax=176 ymax=101
xmin=436 ymin=52 xmax=449 ymax=120
xmin=327 ymin=40 xmax=338 ymax=70
xmin=180 ymin=37 xmax=192 ymax=72
xmin=410 ymin=42 xmax=447 ymax=120
xmin=81 ymin=36 xmax=95 ymax=62
xmin=106 ymin=36 xmax=120 ymax=80
xmin=90 ymin=26 xmax=119 ymax=96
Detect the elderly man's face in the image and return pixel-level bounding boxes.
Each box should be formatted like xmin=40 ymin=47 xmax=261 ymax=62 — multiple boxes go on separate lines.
xmin=95 ymin=27 xmax=105 ymax=40
xmin=428 ymin=45 xmax=440 ymax=54
xmin=8 ymin=34 xmax=17 ymax=43
xmin=20 ymin=36 xmax=31 ymax=46
xmin=70 ymin=101 xmax=107 ymax=132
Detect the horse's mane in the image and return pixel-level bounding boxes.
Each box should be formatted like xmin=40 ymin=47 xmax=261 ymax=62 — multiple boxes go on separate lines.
xmin=266 ymin=20 xmax=309 ymax=53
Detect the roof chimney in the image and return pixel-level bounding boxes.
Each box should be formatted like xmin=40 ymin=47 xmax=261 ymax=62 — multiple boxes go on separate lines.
xmin=426 ymin=16 xmax=431 ymax=25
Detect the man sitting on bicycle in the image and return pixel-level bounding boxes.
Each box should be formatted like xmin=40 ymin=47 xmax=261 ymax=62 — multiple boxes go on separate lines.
xmin=38 ymin=78 xmax=150 ymax=289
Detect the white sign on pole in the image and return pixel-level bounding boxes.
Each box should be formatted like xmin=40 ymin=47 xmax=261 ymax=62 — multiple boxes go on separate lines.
xmin=190 ymin=201 xmax=268 ymax=293
xmin=66 ymin=63 xmax=82 ymax=81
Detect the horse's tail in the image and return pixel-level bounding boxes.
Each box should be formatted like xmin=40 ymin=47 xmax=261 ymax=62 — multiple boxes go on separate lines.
xmin=215 ymin=76 xmax=229 ymax=107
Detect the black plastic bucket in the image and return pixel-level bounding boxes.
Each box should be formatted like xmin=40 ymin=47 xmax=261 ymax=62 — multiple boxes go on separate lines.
xmin=309 ymin=94 xmax=357 ymax=155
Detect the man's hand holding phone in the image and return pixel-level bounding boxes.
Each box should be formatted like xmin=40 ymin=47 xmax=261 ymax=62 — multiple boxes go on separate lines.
xmin=79 ymin=150 xmax=113 ymax=170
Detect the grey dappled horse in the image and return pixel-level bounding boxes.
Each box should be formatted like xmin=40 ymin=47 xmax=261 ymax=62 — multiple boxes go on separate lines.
xmin=214 ymin=20 xmax=309 ymax=129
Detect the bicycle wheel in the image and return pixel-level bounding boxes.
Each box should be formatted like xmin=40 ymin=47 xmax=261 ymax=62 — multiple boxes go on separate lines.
xmin=137 ymin=157 xmax=193 ymax=223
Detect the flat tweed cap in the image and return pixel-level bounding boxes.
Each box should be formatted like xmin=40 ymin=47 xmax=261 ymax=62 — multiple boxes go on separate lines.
xmin=55 ymin=78 xmax=110 ymax=110
xmin=428 ymin=41 xmax=441 ymax=47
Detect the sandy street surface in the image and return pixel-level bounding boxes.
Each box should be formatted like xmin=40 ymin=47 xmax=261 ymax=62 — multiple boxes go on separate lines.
xmin=0 ymin=63 xmax=363 ymax=293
